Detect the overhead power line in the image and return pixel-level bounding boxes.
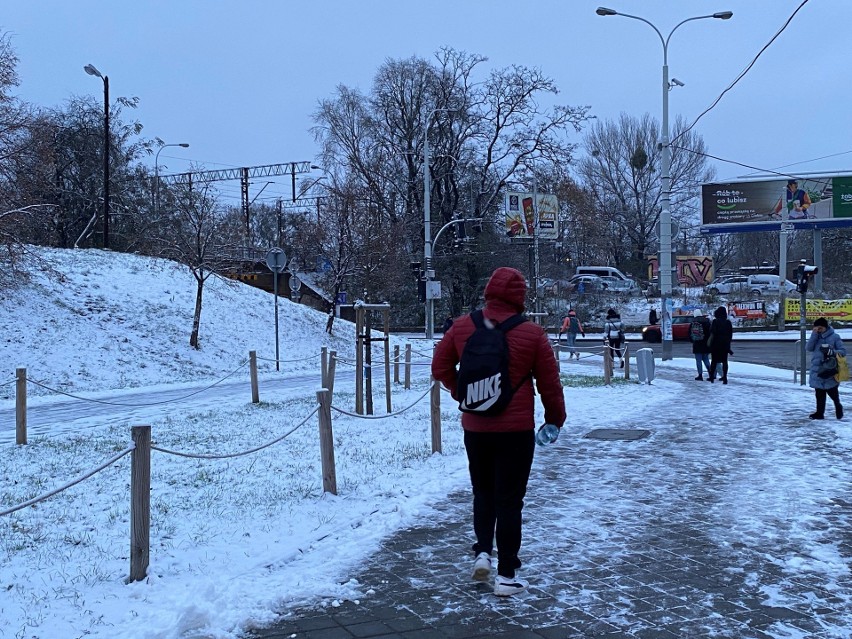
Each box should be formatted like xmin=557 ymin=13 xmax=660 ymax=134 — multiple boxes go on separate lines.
xmin=673 ymin=0 xmax=811 ymax=145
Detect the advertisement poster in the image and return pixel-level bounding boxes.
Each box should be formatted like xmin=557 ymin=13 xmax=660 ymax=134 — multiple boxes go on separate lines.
xmin=727 ymin=301 xmax=767 ymax=320
xmin=505 ymin=192 xmax=559 ymax=240
xmin=663 ymin=298 xmax=674 ymax=341
xmin=784 ymin=299 xmax=852 ymax=322
xmin=646 ymin=255 xmax=714 ymax=286
xmin=701 ymin=175 xmax=849 ymax=227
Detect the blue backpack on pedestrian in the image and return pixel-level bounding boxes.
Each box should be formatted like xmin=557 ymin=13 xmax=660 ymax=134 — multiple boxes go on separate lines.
xmin=457 ymin=310 xmax=528 ymax=415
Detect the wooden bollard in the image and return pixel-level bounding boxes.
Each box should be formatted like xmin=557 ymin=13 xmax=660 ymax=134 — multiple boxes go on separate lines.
xmin=603 ymin=342 xmax=612 ymax=385
xmin=326 ymin=350 xmax=337 ymax=396
xmin=404 ymin=344 xmax=412 ymax=390
xmin=393 ymin=345 xmax=400 ymax=384
xmin=130 ymin=425 xmax=151 ymax=583
xmin=430 ymin=379 xmax=442 ymax=454
xmin=15 ymin=367 xmax=26 ymax=445
xmin=624 ymin=344 xmax=630 ymax=381
xmin=553 ymin=343 xmax=560 ymax=373
xmin=249 ymin=351 xmax=259 ymax=404
xmin=321 ymin=347 xmax=328 ymax=386
xmin=316 ymin=390 xmax=337 ymax=495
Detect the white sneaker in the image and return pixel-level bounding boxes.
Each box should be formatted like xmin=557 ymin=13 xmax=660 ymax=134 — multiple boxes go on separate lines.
xmin=471 ymin=552 xmax=492 ymax=581
xmin=494 ymin=574 xmax=528 ymax=596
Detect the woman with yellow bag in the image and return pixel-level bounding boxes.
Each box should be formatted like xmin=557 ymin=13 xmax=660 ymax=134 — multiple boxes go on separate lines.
xmin=807 ymin=317 xmax=846 ymax=420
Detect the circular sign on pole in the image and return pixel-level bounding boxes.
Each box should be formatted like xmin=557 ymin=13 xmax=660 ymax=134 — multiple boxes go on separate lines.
xmin=289 ymin=274 xmax=302 ymax=292
xmin=265 ymin=248 xmax=287 ymax=273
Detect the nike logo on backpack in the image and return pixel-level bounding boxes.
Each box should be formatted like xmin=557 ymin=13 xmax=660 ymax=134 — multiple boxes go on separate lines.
xmin=461 ymin=373 xmax=502 ymax=411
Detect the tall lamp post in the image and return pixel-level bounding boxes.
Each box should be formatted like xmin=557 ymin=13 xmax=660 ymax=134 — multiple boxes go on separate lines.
xmin=596 ymin=7 xmax=732 ymax=360
xmin=154 ymin=143 xmax=190 ymax=216
xmin=423 ymin=107 xmax=454 ymax=339
xmin=84 ymin=64 xmax=111 ymax=248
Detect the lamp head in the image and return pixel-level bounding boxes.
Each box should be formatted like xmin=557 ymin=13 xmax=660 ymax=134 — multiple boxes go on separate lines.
xmin=178 ymin=143 xmax=189 ymax=148
xmin=596 ymin=6 xmax=618 ymax=16
xmin=713 ymin=11 xmax=733 ymax=19
xmin=83 ymin=64 xmax=102 ymax=78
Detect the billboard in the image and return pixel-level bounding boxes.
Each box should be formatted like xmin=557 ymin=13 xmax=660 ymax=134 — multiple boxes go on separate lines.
xmin=505 ymin=192 xmax=559 ymax=240
xmin=784 ymin=298 xmax=852 ymax=322
xmin=701 ymin=175 xmax=852 ymax=234
xmin=646 ymin=255 xmax=714 ymax=286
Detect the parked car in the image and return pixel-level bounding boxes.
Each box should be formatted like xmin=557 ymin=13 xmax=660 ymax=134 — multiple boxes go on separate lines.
xmin=746 ymin=274 xmax=797 ymax=296
xmin=600 ymin=276 xmax=640 ymax=294
xmin=566 ymin=274 xmax=609 ymax=292
xmin=641 ymin=315 xmax=693 ymax=342
xmin=706 ymin=275 xmax=749 ymax=296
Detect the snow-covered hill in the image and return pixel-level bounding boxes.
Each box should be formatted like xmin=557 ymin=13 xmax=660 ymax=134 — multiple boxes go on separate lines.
xmin=0 ymin=248 xmax=359 ymax=398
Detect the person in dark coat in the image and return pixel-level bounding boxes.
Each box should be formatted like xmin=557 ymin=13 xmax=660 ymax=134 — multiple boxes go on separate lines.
xmin=806 ymin=317 xmax=846 ymax=419
xmin=441 ymin=316 xmax=454 ymax=333
xmin=648 ymin=307 xmax=659 ymax=326
xmin=432 ymin=266 xmax=566 ymax=596
xmin=690 ymin=309 xmax=712 ymax=380
xmin=708 ymin=305 xmax=733 ymax=384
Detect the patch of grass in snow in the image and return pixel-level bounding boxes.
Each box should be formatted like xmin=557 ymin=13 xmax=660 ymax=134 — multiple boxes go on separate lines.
xmin=561 ymin=373 xmax=630 ymax=387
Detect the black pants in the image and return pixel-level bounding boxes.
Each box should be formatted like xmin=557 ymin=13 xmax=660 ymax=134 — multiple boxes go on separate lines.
xmin=464 ymin=429 xmax=535 ymax=578
xmin=815 ymin=386 xmax=842 ymax=416
xmin=608 ymin=338 xmax=622 ymax=361
xmin=709 ymin=352 xmax=729 ymax=381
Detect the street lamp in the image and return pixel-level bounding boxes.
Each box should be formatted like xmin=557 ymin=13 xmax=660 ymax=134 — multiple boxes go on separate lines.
xmin=423 ymin=107 xmax=454 ymax=339
xmin=595 ymin=7 xmax=732 ymax=360
xmin=84 ymin=63 xmax=110 ymax=249
xmin=154 ymin=143 xmax=190 ymax=216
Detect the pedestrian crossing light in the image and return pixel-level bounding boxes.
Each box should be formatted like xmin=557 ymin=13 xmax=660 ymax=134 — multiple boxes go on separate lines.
xmin=796 ymin=262 xmax=818 ymax=294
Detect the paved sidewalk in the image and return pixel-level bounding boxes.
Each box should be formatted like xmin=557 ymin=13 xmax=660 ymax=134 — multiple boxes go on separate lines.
xmin=248 ymin=371 xmax=852 ymax=639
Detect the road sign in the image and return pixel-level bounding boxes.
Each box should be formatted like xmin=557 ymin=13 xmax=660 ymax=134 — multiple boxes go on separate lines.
xmin=655 ymin=221 xmax=680 ymax=238
xmin=265 ymin=248 xmax=287 ymax=273
xmin=289 ymin=275 xmax=302 ymax=292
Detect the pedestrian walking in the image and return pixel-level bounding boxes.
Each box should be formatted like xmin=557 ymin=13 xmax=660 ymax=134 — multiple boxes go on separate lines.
xmin=708 ymin=306 xmax=733 ymax=384
xmin=807 ymin=317 xmax=846 ymax=420
xmin=689 ymin=309 xmax=712 ymax=380
xmin=431 ymin=267 xmax=566 ymax=596
xmin=648 ymin=307 xmax=659 ymax=326
xmin=604 ymin=308 xmax=625 ymax=368
xmin=559 ymin=309 xmax=585 ymax=360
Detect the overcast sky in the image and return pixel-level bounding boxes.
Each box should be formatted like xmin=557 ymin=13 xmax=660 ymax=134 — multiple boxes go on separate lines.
xmin=4 ymin=0 xmax=848 ymax=206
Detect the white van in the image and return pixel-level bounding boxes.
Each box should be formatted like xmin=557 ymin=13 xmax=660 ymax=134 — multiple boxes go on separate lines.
xmin=574 ymin=265 xmax=630 ymax=281
xmin=746 ymin=274 xmax=797 ymax=296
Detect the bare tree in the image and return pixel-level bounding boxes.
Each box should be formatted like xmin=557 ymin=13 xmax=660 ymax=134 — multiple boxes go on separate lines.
xmin=155 ymin=180 xmax=239 ymax=348
xmin=576 ymin=113 xmax=714 ymax=275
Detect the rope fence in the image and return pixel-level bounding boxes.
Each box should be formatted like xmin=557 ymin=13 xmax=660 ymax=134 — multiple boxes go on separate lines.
xmin=0 ymin=377 xmax=16 ymax=387
xmin=331 ymin=383 xmax=433 ymax=419
xmin=255 ymin=352 xmax=322 ymax=363
xmin=24 ymin=358 xmax=250 ymax=408
xmin=152 ymin=406 xmax=320 ymax=459
xmin=0 ymin=445 xmax=135 ymax=517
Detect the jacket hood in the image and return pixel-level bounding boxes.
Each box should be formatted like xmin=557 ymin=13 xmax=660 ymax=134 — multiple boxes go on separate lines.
xmin=714 ymin=306 xmax=728 ymax=320
xmin=483 ymin=267 xmax=527 ymax=312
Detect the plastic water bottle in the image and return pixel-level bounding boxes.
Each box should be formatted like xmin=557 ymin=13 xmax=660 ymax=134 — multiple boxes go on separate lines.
xmin=535 ymin=423 xmax=560 ymax=446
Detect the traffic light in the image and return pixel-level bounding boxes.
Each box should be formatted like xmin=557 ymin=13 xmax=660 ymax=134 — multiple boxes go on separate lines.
xmin=796 ymin=262 xmax=818 ymax=294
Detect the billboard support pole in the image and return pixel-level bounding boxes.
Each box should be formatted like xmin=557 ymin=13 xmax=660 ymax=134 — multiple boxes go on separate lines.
xmin=778 ymin=187 xmax=788 ymax=332
xmin=813 ymin=230 xmax=823 ymax=293
xmin=799 ymin=289 xmax=807 ymax=386
xmin=533 ymin=176 xmax=541 ymax=318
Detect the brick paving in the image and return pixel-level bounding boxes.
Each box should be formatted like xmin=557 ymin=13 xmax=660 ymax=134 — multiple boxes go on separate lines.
xmin=249 ymin=374 xmax=852 ymax=639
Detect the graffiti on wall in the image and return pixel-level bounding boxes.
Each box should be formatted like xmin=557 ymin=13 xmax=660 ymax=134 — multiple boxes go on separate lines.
xmin=646 ymin=255 xmax=715 ymax=286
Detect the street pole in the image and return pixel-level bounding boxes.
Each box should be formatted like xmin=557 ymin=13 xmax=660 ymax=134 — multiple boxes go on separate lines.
xmin=533 ymin=175 xmax=541 ymax=319
xmin=423 ymin=122 xmax=433 ymax=339
xmin=778 ymin=187 xmax=789 ymax=331
xmin=595 ymin=8 xmax=733 ymax=361
xmin=84 ymin=64 xmax=110 ymax=248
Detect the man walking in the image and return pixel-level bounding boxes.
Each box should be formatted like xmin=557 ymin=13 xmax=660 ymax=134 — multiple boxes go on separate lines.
xmin=432 ymin=267 xmax=566 ymax=596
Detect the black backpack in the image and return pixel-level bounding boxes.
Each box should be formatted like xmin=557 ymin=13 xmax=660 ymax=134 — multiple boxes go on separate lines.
xmin=457 ymin=310 xmax=528 ymax=415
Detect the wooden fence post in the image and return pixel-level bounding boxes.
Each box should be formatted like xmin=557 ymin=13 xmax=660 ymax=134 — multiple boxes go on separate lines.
xmin=404 ymin=344 xmax=412 ymax=390
xmin=249 ymin=351 xmax=259 ymax=404
xmin=326 ymin=350 xmax=337 ymax=396
xmin=393 ymin=345 xmax=400 ymax=384
xmin=316 ymin=390 xmax=337 ymax=495
xmin=15 ymin=367 xmax=26 ymax=445
xmin=430 ymin=379 xmax=442 ymax=454
xmin=603 ymin=341 xmax=612 ymax=385
xmin=321 ymin=346 xmax=328 ymax=386
xmin=130 ymin=425 xmax=151 ymax=583
xmin=623 ymin=343 xmax=630 ymax=381
xmin=553 ymin=343 xmax=561 ymax=373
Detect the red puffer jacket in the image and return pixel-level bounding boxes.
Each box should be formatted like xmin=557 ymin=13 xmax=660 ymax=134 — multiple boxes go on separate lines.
xmin=431 ymin=267 xmax=566 ymax=433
